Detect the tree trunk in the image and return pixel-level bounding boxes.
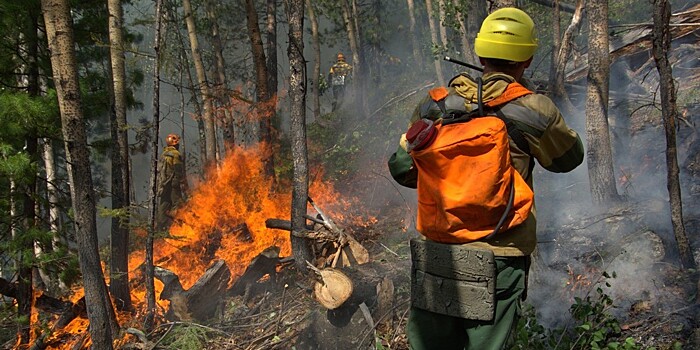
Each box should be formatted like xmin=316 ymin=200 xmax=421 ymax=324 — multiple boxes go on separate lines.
xmin=466 ymin=0 xmax=486 ymax=66
xmin=550 ymin=0 xmax=584 ymax=115
xmin=549 ymin=0 xmax=561 ymax=91
xmin=15 ymin=6 xmax=41 ymax=344
xmin=266 ymin=0 xmax=278 ymax=96
xmin=437 ymin=0 xmax=448 ymax=55
xmin=205 ymin=0 xmax=229 ymax=151
xmin=183 ymin=0 xmax=217 ymax=165
xmin=406 ymin=0 xmax=422 ymax=66
xmin=305 ymin=0 xmax=321 ymax=120
xmin=10 ymin=177 xmax=33 ymax=346
xmin=492 ymin=0 xmax=516 ymax=10
xmin=341 ymin=0 xmax=367 ymax=113
xmin=456 ymin=7 xmax=472 ymax=66
xmin=285 ymin=0 xmax=313 ymax=268
xmin=107 ymin=0 xmax=132 ymax=311
xmin=42 ymin=137 xmax=64 ymax=290
xmin=425 ymin=0 xmax=445 ymax=86
xmin=41 ymin=0 xmax=115 ymax=347
xmin=145 ymin=0 xmax=164 ymax=332
xmin=585 ymin=0 xmax=620 ymax=204
xmin=245 ymin=0 xmax=275 ymax=176
xmin=651 ymin=0 xmax=696 ymax=270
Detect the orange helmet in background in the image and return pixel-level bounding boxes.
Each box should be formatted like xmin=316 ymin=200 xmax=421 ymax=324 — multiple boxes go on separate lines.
xmin=166 ymin=133 xmax=180 ymax=146
xmin=337 ymin=52 xmax=345 ymax=61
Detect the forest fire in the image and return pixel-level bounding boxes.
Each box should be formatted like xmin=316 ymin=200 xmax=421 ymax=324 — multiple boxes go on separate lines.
xmin=28 ymin=145 xmax=366 ymax=349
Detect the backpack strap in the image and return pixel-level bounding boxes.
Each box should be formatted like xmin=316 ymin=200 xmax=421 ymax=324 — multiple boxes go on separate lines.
xmin=484 ymin=82 xmax=532 ymax=108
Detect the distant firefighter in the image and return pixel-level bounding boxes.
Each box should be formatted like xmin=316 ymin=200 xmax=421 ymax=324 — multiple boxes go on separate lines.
xmin=156 ymin=133 xmax=189 ymax=231
xmin=328 ymin=52 xmax=353 ymax=111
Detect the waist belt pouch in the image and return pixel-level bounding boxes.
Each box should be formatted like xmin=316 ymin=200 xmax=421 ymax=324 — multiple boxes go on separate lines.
xmin=410 ymin=238 xmax=496 ymax=320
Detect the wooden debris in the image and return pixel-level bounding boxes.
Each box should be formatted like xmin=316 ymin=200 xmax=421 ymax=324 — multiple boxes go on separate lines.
xmin=375 ymin=277 xmax=395 ymax=329
xmin=154 ymin=260 xmax=231 ymax=322
xmin=307 ymin=262 xmax=353 ymax=309
xmin=229 ymin=246 xmax=286 ymax=301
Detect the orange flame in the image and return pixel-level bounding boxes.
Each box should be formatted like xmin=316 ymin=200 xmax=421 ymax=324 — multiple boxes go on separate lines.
xmin=26 ymin=144 xmax=371 ymax=349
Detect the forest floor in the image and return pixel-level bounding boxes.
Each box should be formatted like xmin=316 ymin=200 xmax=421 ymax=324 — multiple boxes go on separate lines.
xmin=180 ymin=195 xmax=700 ymax=350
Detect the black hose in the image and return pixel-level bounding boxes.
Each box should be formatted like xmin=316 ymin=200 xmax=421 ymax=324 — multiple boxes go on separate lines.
xmin=443 ymin=56 xmax=484 ymax=72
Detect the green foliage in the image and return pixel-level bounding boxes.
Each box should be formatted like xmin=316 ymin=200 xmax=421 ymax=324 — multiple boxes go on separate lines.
xmin=160 ymin=324 xmax=210 ymax=350
xmin=511 ymin=272 xmax=644 ymax=350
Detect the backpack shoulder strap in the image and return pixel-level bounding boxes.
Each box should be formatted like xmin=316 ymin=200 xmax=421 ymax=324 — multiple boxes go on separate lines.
xmin=484 ymin=82 xmax=532 ymax=108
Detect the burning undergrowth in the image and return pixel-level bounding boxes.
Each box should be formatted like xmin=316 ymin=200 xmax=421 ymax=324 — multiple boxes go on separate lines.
xmin=24 ymin=144 xmax=380 ymax=349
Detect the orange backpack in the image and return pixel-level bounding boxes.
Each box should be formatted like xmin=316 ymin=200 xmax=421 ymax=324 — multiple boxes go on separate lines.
xmin=406 ymin=79 xmax=534 ymax=243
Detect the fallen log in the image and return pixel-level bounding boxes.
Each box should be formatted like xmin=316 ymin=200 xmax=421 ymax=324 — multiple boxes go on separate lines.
xmin=229 ymin=246 xmax=294 ymax=301
xmin=266 ymin=218 xmax=337 ymax=241
xmin=154 ymin=259 xmax=231 ymax=322
xmin=0 ymin=277 xmax=85 ymax=320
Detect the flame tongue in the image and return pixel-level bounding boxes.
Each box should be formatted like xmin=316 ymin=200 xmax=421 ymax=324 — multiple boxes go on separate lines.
xmin=36 ymin=145 xmax=367 ymax=349
xmin=147 ymin=145 xmax=293 ymax=288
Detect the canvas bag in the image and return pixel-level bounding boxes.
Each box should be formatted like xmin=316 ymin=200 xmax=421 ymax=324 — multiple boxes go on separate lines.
xmin=408 ymin=80 xmax=534 ymax=243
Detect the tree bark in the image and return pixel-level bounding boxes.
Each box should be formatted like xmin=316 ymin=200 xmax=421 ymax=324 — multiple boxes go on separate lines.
xmin=42 ymin=137 xmax=64 ymax=290
xmin=305 ymin=0 xmax=321 ymax=121
xmin=266 ymin=0 xmax=279 ymax=96
xmin=550 ymin=0 xmax=584 ymax=115
xmin=183 ymin=0 xmax=217 ymax=165
xmin=245 ymin=0 xmax=275 ymax=176
xmin=145 ymin=0 xmax=164 ymax=332
xmin=425 ymin=0 xmax=445 ymax=86
xmin=585 ymin=0 xmax=620 ymax=204
xmin=285 ymin=0 xmax=313 ymax=268
xmin=41 ymin=0 xmax=115 ymax=347
xmin=437 ymin=0 xmax=449 ymax=58
xmin=107 ymin=0 xmax=132 ymax=311
xmin=406 ymin=0 xmax=422 ymax=66
xmin=205 ymin=0 xmax=229 ymax=151
xmin=340 ymin=0 xmax=368 ymax=114
xmin=651 ymin=0 xmax=696 ymax=270
xmin=491 ymin=0 xmax=516 ymax=10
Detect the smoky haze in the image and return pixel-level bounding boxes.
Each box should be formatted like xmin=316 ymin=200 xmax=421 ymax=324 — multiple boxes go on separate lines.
xmin=114 ymin=0 xmax=699 ymax=332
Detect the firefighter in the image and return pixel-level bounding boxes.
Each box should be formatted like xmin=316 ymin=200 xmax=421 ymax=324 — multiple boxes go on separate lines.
xmin=397 ymin=8 xmax=585 ymax=350
xmin=156 ymin=133 xmax=189 ymax=231
xmin=328 ymin=52 xmax=353 ymax=111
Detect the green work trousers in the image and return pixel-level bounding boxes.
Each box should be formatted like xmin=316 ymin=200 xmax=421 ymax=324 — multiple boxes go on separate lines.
xmin=407 ymin=256 xmax=528 ymax=350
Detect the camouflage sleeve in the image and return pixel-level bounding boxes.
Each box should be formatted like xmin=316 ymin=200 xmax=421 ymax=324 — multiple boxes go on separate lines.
xmin=525 ymin=95 xmax=584 ymax=173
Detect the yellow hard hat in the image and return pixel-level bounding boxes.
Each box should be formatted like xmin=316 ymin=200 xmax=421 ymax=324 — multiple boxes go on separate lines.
xmin=474 ymin=7 xmax=538 ymax=62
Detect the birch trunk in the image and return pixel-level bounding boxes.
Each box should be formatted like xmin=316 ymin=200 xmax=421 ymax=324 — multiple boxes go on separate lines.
xmin=204 ymin=0 xmax=230 ymax=157
xmin=41 ymin=0 xmax=115 ymax=346
xmin=108 ymin=0 xmax=132 ymax=311
xmin=183 ymin=0 xmax=217 ymax=165
xmin=425 ymin=0 xmax=445 ymax=85
xmin=406 ymin=0 xmax=422 ymax=65
xmin=341 ymin=0 xmax=367 ymax=113
xmin=305 ymin=0 xmax=321 ymax=120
